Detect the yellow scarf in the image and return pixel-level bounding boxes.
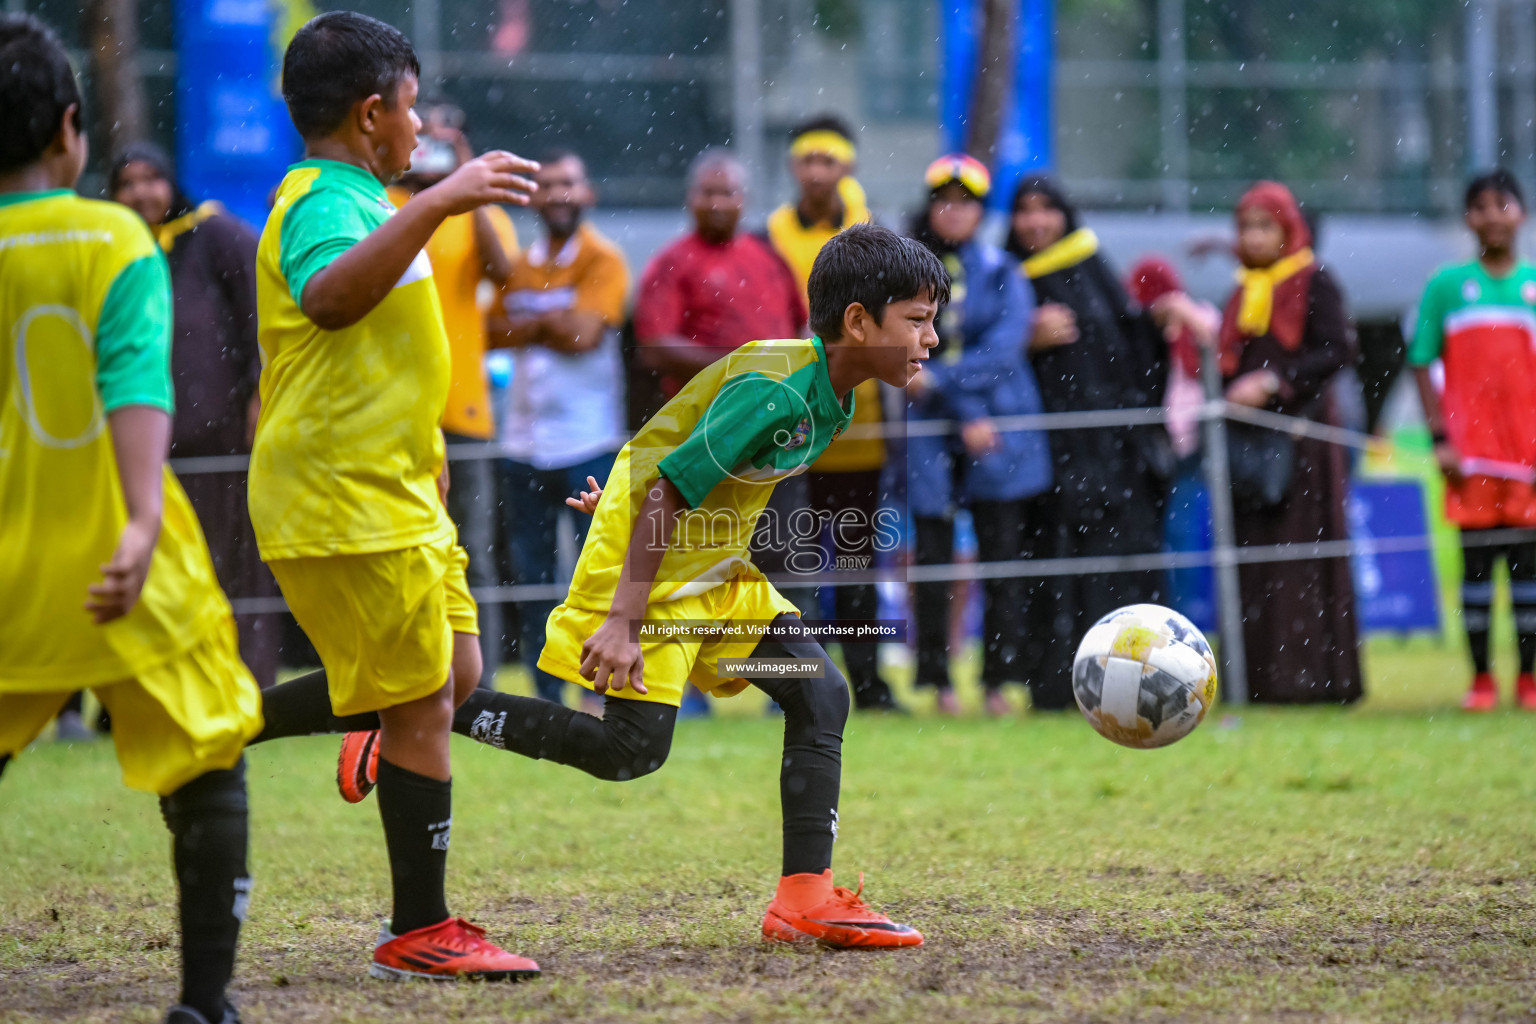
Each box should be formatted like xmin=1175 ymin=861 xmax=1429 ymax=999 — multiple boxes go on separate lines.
xmin=153 ymin=200 xmax=224 ymax=253
xmin=1021 ymin=227 xmax=1099 ymax=279
xmin=1234 ymin=247 xmax=1314 ymax=336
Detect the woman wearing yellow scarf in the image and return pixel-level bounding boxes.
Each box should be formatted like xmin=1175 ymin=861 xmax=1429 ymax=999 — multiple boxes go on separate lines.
xmin=1216 ymin=181 xmax=1362 ymax=705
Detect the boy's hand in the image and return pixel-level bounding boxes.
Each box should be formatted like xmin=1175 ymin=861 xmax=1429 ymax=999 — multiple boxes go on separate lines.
xmin=1434 ymin=440 xmax=1464 ymax=483
xmin=579 ymin=616 xmax=647 ymax=695
xmin=429 ymin=151 xmax=540 ymax=214
xmin=86 ymin=518 xmax=159 ymax=624
xmin=565 ymin=475 xmax=604 ymax=515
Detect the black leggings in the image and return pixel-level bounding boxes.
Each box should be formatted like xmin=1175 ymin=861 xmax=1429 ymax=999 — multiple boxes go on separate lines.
xmin=252 ymin=616 xmax=849 ymax=876
xmin=1460 ymin=530 xmax=1536 ymax=674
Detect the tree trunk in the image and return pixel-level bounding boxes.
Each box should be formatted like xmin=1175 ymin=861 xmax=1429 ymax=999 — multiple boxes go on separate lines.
xmin=966 ymin=0 xmax=1016 ymax=164
xmin=83 ymin=0 xmax=149 ymax=157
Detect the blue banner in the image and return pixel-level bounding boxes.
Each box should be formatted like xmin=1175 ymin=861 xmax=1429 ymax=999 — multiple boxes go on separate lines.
xmin=175 ymin=0 xmax=299 ymax=229
xmin=940 ymin=0 xmax=1054 ymax=208
xmin=1165 ymin=478 xmax=1441 ymax=634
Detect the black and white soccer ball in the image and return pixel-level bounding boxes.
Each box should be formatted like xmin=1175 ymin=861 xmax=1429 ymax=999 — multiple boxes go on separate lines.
xmin=1072 ymin=604 xmax=1219 ymax=750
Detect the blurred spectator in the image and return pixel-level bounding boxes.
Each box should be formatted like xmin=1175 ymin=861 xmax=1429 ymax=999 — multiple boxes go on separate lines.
xmin=907 ymin=156 xmax=1051 ymax=716
xmin=635 ymin=149 xmax=803 ymax=388
xmin=1128 ymin=258 xmax=1222 ymax=613
xmin=1410 ymin=170 xmax=1536 ymax=711
xmin=1219 ymin=181 xmax=1361 ymax=704
xmin=1006 ymin=176 xmax=1171 ymax=711
xmin=766 ymin=116 xmax=903 ymax=713
xmin=489 ymin=149 xmax=629 ymax=705
xmin=634 ymin=148 xmax=806 ymax=716
xmin=388 ymin=103 xmax=519 ymax=686
xmin=108 ymin=143 xmax=280 ymax=688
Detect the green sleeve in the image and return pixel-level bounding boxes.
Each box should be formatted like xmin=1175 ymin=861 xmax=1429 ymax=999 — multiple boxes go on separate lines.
xmin=1407 ymin=272 xmax=1447 ymax=367
xmin=658 ymin=374 xmax=790 ymax=508
xmin=95 ymin=252 xmax=174 ymax=413
xmin=278 ymin=187 xmax=373 ymax=306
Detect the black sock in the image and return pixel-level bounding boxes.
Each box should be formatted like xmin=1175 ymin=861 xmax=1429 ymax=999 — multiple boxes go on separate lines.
xmin=160 ymin=759 xmax=250 ymax=1022
xmin=251 ymin=670 xmax=380 ymax=743
xmin=1511 ymin=575 xmax=1536 ymax=674
xmin=376 ymin=758 xmax=452 ymax=935
xmin=753 ymin=626 xmax=849 ymax=877
xmin=453 ymin=687 xmax=676 ymax=782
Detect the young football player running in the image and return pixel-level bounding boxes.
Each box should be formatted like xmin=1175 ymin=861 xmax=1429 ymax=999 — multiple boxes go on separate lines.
xmin=254 ymin=223 xmax=946 ymax=948
xmin=0 ymin=15 xmax=262 ymax=1023
xmin=247 ymin=10 xmax=539 ymax=980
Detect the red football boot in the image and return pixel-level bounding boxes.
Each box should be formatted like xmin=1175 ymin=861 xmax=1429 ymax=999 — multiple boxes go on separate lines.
xmin=337 ymin=730 xmax=380 ymax=803
xmin=1516 ymin=672 xmax=1536 ymax=710
xmin=762 ymin=871 xmax=923 ymax=949
xmin=1461 ymin=672 xmax=1499 ymax=712
xmin=370 ymin=917 xmax=540 ymax=982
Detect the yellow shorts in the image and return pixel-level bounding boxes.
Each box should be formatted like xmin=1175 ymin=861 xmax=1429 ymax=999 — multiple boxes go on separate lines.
xmin=537 ymin=575 xmax=799 ymax=707
xmin=269 ymin=536 xmax=455 ymax=717
xmin=0 ymin=615 xmax=261 ymax=796
xmin=445 ymin=543 xmax=479 ymax=636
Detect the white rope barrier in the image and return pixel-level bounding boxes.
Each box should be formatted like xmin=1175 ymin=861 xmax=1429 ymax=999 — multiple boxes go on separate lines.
xmin=174 ymin=399 xmax=1372 ymax=474
xmin=194 ymin=393 xmax=1467 ymax=628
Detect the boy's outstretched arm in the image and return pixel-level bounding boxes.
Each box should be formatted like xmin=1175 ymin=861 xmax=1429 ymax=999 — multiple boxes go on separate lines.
xmin=578 ymin=475 xmax=686 ymax=695
xmin=87 ymin=406 xmax=170 ymax=623
xmin=301 ymin=151 xmax=538 ymax=330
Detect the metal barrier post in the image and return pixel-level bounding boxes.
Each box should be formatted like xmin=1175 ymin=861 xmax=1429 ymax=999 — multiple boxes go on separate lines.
xmin=1199 ymin=345 xmax=1249 ymax=705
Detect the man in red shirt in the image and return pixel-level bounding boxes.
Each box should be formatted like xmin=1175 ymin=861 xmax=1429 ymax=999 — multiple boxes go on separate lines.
xmin=635 ymin=148 xmax=805 ymax=393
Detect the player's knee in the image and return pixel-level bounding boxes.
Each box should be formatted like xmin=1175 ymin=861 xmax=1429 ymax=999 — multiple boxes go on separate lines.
xmin=160 ymin=758 xmax=249 ymax=830
xmin=789 ymin=663 xmax=850 ymax=732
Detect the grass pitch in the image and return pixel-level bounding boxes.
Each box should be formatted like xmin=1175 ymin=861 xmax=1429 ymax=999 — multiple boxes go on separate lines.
xmin=3 ymin=637 xmax=1535 ymax=1023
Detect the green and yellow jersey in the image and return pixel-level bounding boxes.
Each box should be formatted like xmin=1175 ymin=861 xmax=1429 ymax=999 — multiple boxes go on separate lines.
xmin=251 ymin=159 xmax=453 ymax=560
xmin=0 ymin=190 xmax=232 ymax=690
xmin=565 ymin=337 xmax=855 ymax=610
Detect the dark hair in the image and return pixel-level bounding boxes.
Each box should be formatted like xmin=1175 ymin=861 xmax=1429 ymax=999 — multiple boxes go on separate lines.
xmin=0 ymin=14 xmax=82 ymax=175
xmin=1003 ymin=174 xmax=1079 ymax=261
xmin=282 ymin=11 xmax=419 ymax=139
xmin=808 ymin=223 xmax=951 ymax=340
xmin=1466 ymin=168 xmax=1525 ymax=212
xmin=790 ymin=113 xmax=855 ymax=144
xmin=537 ymin=146 xmax=585 ymax=171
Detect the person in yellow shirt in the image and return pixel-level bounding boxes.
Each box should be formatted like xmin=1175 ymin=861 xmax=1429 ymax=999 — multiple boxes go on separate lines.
xmin=766 ymin=115 xmax=900 ymax=712
xmin=387 ymin=100 xmax=519 ymax=685
xmin=0 ymin=15 xmax=261 ymax=1023
xmin=246 ymin=10 xmax=539 ymax=981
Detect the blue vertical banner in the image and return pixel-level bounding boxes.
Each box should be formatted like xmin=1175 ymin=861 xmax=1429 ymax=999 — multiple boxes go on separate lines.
xmin=175 ymin=0 xmax=299 ymax=229
xmin=940 ymin=0 xmax=1054 ymax=208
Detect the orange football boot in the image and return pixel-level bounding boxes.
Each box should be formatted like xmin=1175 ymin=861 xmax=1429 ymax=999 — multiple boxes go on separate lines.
xmin=762 ymin=871 xmax=923 ymax=949
xmin=1516 ymin=672 xmax=1536 ymax=710
xmin=337 ymin=730 xmax=380 ymax=803
xmin=370 ymin=917 xmax=540 ymax=982
xmin=1462 ymin=672 xmax=1499 ymax=712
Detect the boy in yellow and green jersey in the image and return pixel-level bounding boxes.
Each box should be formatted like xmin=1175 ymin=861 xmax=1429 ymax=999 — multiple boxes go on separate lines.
xmin=270 ymin=223 xmax=948 ymax=948
xmin=242 ymin=10 xmax=540 ymax=981
xmin=0 ymin=15 xmax=260 ymax=1024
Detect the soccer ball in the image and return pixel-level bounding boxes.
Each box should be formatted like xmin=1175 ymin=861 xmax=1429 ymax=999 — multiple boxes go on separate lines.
xmin=1071 ymin=604 xmax=1219 ymax=749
